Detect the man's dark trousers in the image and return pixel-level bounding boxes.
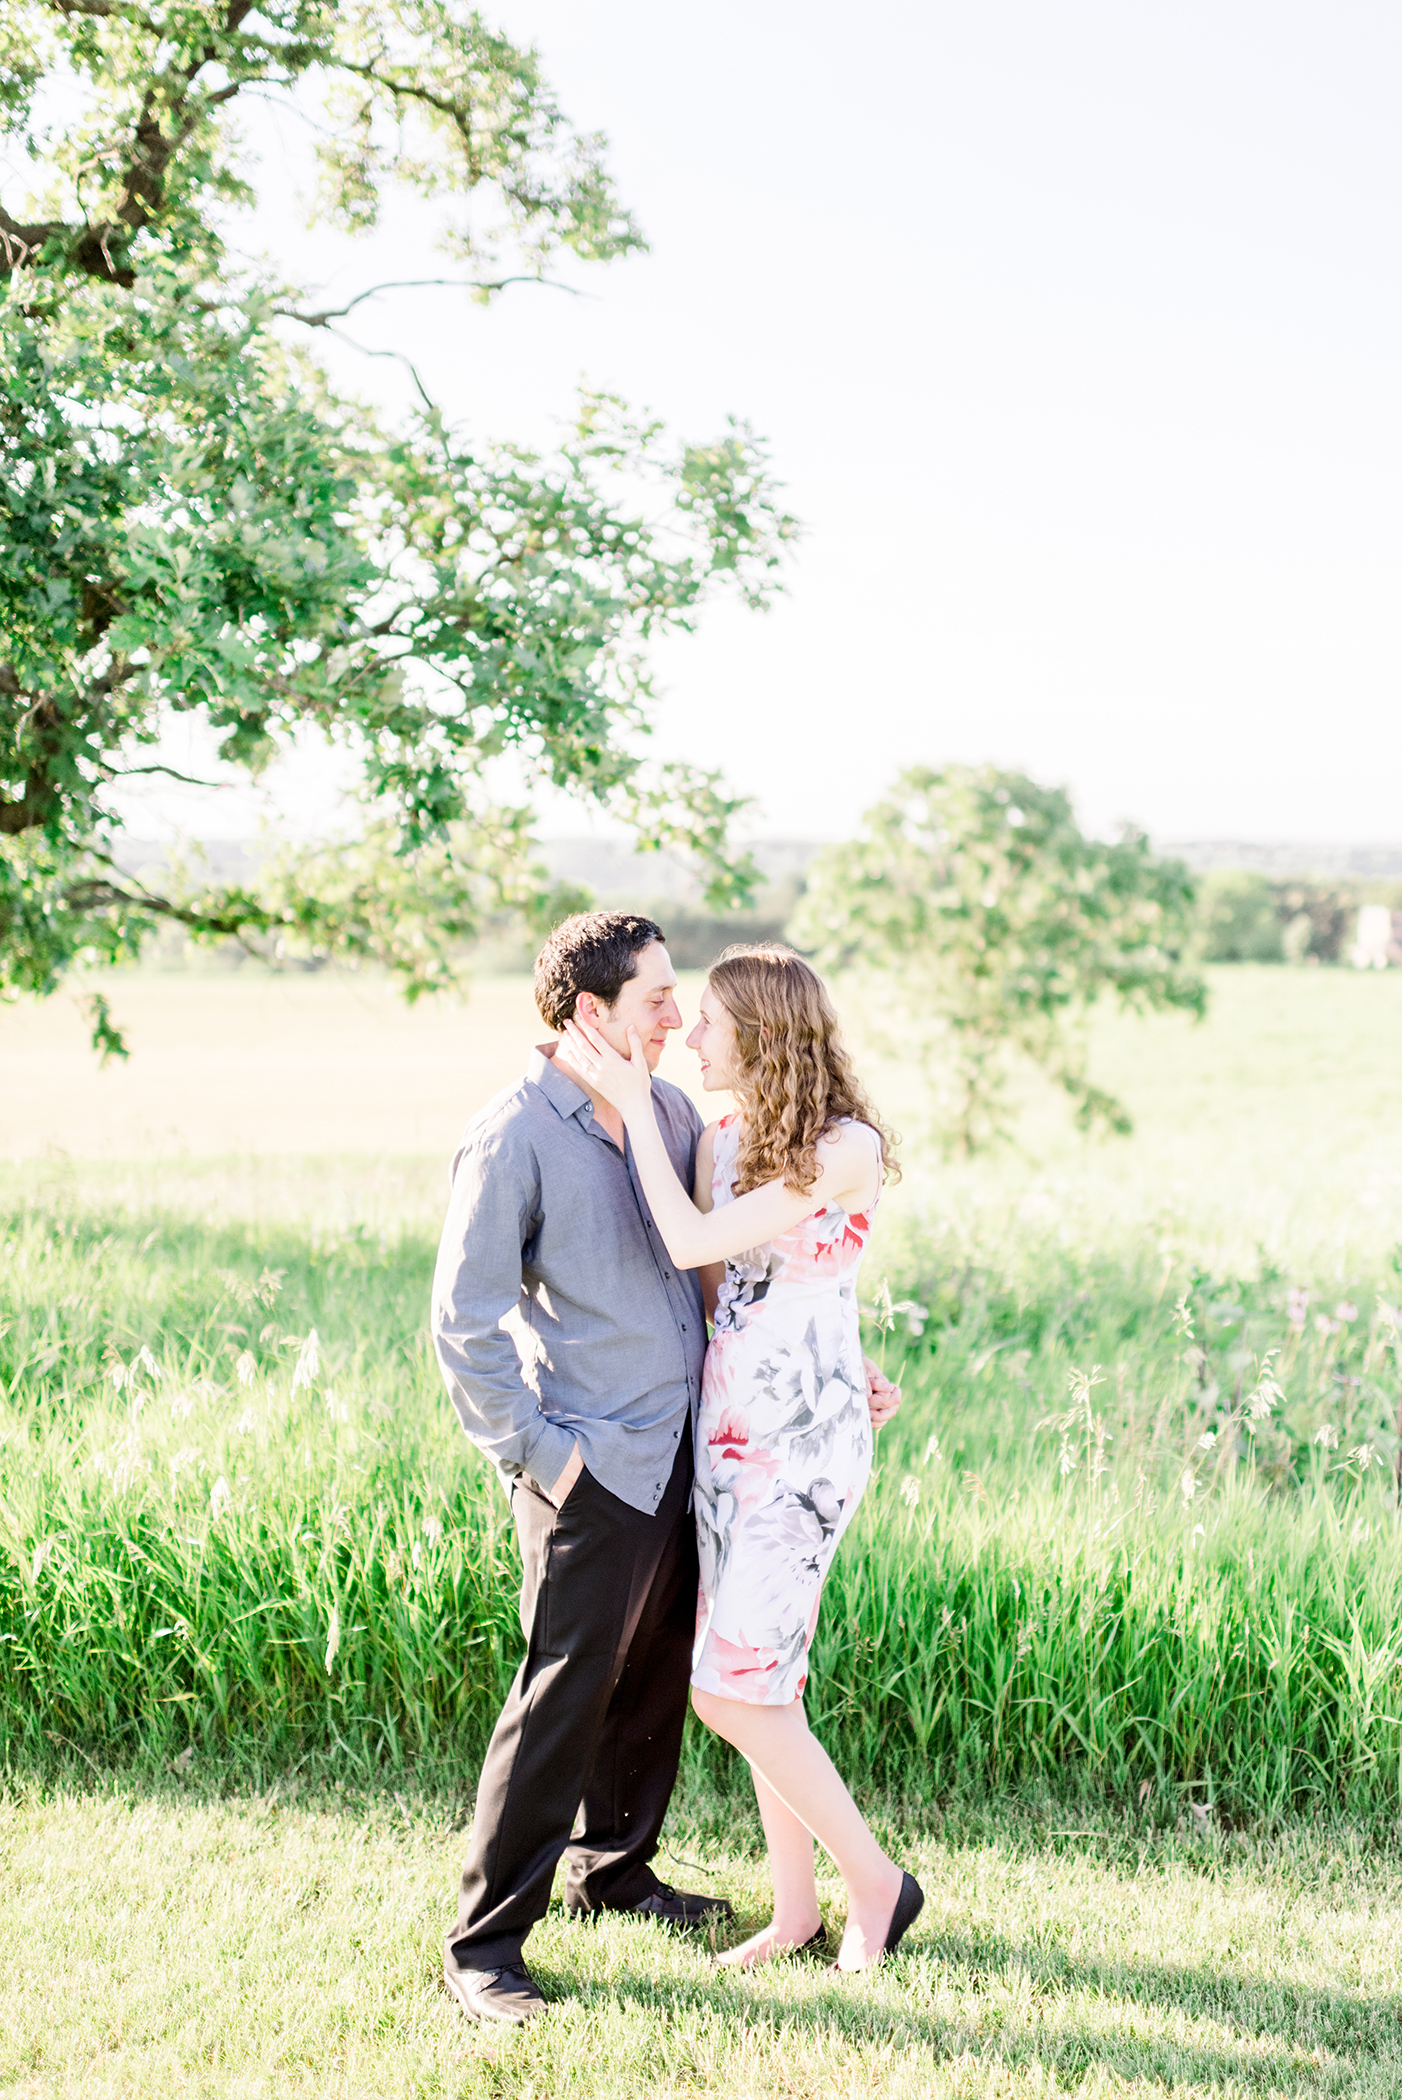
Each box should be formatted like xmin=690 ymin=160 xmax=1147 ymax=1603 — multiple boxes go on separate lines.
xmin=448 ymin=1432 xmax=697 ymax=1972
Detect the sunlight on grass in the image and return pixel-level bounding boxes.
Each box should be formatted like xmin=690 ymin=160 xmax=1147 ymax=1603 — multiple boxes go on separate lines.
xmin=3 ymin=965 xmax=1402 ymax=2093
xmin=4 ymin=1782 xmax=1402 ymax=2097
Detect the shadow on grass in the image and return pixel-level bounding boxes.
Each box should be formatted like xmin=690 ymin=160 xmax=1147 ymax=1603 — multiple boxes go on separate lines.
xmin=928 ymin=1923 xmax=1401 ymax=2049
xmin=538 ymin=1941 xmax=1396 ymax=2096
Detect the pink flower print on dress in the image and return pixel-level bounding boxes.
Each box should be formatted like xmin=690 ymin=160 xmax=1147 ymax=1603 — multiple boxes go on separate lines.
xmin=692 ymin=1115 xmax=882 ymax=1706
xmin=710 ymin=1406 xmax=749 ymax=1461
xmin=782 ymin=1211 xmax=870 ymax=1283
xmin=705 ymin=1629 xmax=781 ymax=1694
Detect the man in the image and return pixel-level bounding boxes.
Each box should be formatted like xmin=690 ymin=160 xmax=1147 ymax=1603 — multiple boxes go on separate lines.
xmin=431 ymin=911 xmax=900 ymax=2024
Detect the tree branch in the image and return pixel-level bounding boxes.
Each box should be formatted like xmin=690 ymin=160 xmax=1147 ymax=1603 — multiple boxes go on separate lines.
xmin=321 ymin=325 xmax=439 ymax=414
xmin=334 ymin=60 xmax=475 ymax=152
xmin=73 ymin=858 xmax=266 ymax=941
xmin=0 ymin=785 xmax=56 ymax=836
xmin=0 ymin=203 xmax=136 ymax=284
xmin=45 ymin=0 xmax=160 ymax=26
xmin=9 ymin=2 xmax=265 ymax=283
xmin=273 ymin=274 xmax=582 ymax=328
xmin=102 ymin=762 xmax=227 ymax=789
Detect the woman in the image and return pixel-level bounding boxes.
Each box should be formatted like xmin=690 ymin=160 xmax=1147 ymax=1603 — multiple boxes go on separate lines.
xmin=561 ymin=943 xmax=923 ymax=1973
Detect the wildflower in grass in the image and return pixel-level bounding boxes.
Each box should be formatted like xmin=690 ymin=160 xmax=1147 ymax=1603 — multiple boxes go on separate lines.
xmin=1313 ymin=1423 xmax=1339 ymax=1449
xmin=170 ymin=1447 xmax=201 ymax=1478
xmin=900 ymin=1475 xmax=920 ymax=1508
xmin=1172 ymin=1291 xmax=1195 ymax=1339
xmin=209 ymin=1474 xmax=231 ymax=1516
xmin=232 ymin=1409 xmax=257 ymax=1437
xmin=291 ymin=1330 xmax=321 ymax=1390
xmin=109 ymin=1361 xmax=127 ymax=1390
xmin=235 ymin=1352 xmax=256 ymax=1388
xmin=922 ymin=1433 xmax=942 ymax=1467
xmin=1245 ymin=1352 xmax=1284 ymax=1423
xmin=1315 ymin=1312 xmax=1341 ymax=1337
xmin=1180 ymin=1469 xmax=1197 ymax=1503
xmin=1193 ymin=1523 xmax=1206 ymax=1538
xmin=1348 ymin=1442 xmax=1379 ymax=1470
xmin=1287 ymin=1288 xmax=1309 ymax=1332
xmin=1197 ymin=1430 xmax=1217 ymax=1450
xmin=864 ymin=1278 xmax=894 ymax=1333
xmin=323 ymin=1390 xmax=349 ymax=1424
xmin=1336 ymin=1301 xmax=1358 ymax=1323
xmin=137 ymin=1344 xmax=160 ymax=1380
xmin=423 ymin=1517 xmax=443 ymax=1545
xmin=169 ymin=1391 xmax=196 ymax=1421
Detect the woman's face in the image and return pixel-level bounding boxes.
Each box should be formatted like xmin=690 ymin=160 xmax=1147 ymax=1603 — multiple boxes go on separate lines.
xmin=686 ymin=983 xmax=742 ymax=1092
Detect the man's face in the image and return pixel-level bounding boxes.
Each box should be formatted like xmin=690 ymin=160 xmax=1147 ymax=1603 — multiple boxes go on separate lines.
xmin=578 ymin=941 xmax=682 ymax=1073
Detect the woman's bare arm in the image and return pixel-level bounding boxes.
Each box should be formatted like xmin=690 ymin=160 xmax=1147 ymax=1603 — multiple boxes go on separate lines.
xmin=693 ymin=1122 xmax=725 ymax=1321
xmin=559 ymin=1019 xmax=880 ymax=1269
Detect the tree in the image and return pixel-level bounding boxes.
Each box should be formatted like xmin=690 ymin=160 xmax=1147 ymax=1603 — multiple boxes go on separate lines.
xmin=1196 ymin=870 xmax=1284 ymax=963
xmin=1 ymin=3 xmax=797 ymax=1054
xmin=792 ymin=765 xmax=1206 ymax=1152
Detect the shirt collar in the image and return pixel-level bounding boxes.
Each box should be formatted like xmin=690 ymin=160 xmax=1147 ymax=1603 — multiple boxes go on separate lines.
xmin=527 ymin=1042 xmax=592 ymax=1124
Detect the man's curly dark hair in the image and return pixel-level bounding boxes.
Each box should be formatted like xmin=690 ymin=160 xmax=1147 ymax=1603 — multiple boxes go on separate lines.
xmin=533 ymin=912 xmax=667 ymax=1032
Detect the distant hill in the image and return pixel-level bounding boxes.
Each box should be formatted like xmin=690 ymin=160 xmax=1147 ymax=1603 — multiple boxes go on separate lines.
xmin=1156 ymin=842 xmax=1402 ymax=878
xmin=539 ymin=837 xmax=821 ymax=903
xmin=112 ymin=834 xmax=1402 ymax=894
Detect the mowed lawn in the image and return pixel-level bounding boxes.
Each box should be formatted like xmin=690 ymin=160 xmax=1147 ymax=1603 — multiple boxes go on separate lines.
xmin=3 ymin=962 xmax=1402 ymax=2097
xmin=6 ymin=1781 xmax=1402 ymax=2099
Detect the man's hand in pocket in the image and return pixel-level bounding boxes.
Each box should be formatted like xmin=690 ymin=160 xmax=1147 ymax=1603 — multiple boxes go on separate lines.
xmin=546 ymin=1440 xmax=584 ymax=1509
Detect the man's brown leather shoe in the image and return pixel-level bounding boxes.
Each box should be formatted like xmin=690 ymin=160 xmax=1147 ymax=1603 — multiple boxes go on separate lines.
xmin=442 ymin=1961 xmax=547 ymax=2024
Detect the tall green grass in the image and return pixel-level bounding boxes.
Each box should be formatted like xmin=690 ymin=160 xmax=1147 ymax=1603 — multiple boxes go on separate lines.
xmin=3 ymin=1186 xmax=1402 ymax=1822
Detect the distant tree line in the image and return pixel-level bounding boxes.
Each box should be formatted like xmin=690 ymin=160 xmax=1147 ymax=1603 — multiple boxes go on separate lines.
xmin=1195 ymin=871 xmax=1402 ymax=965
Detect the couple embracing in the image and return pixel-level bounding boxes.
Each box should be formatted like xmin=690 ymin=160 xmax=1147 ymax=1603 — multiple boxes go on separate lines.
xmin=431 ymin=911 xmax=924 ymax=2024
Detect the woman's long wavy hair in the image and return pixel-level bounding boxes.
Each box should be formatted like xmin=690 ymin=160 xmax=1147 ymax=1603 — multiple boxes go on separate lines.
xmin=707 ymin=945 xmax=900 ymax=1196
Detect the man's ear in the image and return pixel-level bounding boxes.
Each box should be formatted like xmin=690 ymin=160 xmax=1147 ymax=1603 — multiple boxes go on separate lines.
xmin=574 ymin=990 xmax=601 ymax=1028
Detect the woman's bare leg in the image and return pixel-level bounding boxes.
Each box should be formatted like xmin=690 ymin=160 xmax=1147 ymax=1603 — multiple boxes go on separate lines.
xmin=715 ymin=1767 xmax=822 ymax=1967
xmin=692 ymin=1688 xmax=903 ymax=1971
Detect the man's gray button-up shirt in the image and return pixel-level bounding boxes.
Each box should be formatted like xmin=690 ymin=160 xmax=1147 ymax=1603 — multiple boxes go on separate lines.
xmin=431 ymin=1045 xmax=707 ymax=1515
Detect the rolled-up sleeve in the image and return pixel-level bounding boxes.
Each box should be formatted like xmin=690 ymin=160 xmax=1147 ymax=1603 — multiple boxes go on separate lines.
xmin=430 ymin=1124 xmax=576 ymax=1495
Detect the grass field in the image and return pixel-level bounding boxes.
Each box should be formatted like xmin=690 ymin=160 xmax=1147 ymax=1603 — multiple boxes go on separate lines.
xmin=4 ymin=961 xmax=1402 ymax=2095
xmin=8 ymin=1781 xmax=1402 ymax=2098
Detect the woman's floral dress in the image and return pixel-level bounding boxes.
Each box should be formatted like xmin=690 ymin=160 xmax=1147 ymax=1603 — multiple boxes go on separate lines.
xmin=691 ymin=1114 xmax=880 ymax=1705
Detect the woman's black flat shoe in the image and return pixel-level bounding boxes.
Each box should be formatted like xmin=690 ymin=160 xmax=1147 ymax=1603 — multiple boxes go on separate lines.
xmin=829 ymin=1871 xmax=925 ymax=1972
xmin=882 ymin=1870 xmax=924 ymax=1956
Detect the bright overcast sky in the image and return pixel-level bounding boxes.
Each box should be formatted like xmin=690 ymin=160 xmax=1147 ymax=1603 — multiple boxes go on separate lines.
xmin=130 ymin=2 xmax=1402 ymax=846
